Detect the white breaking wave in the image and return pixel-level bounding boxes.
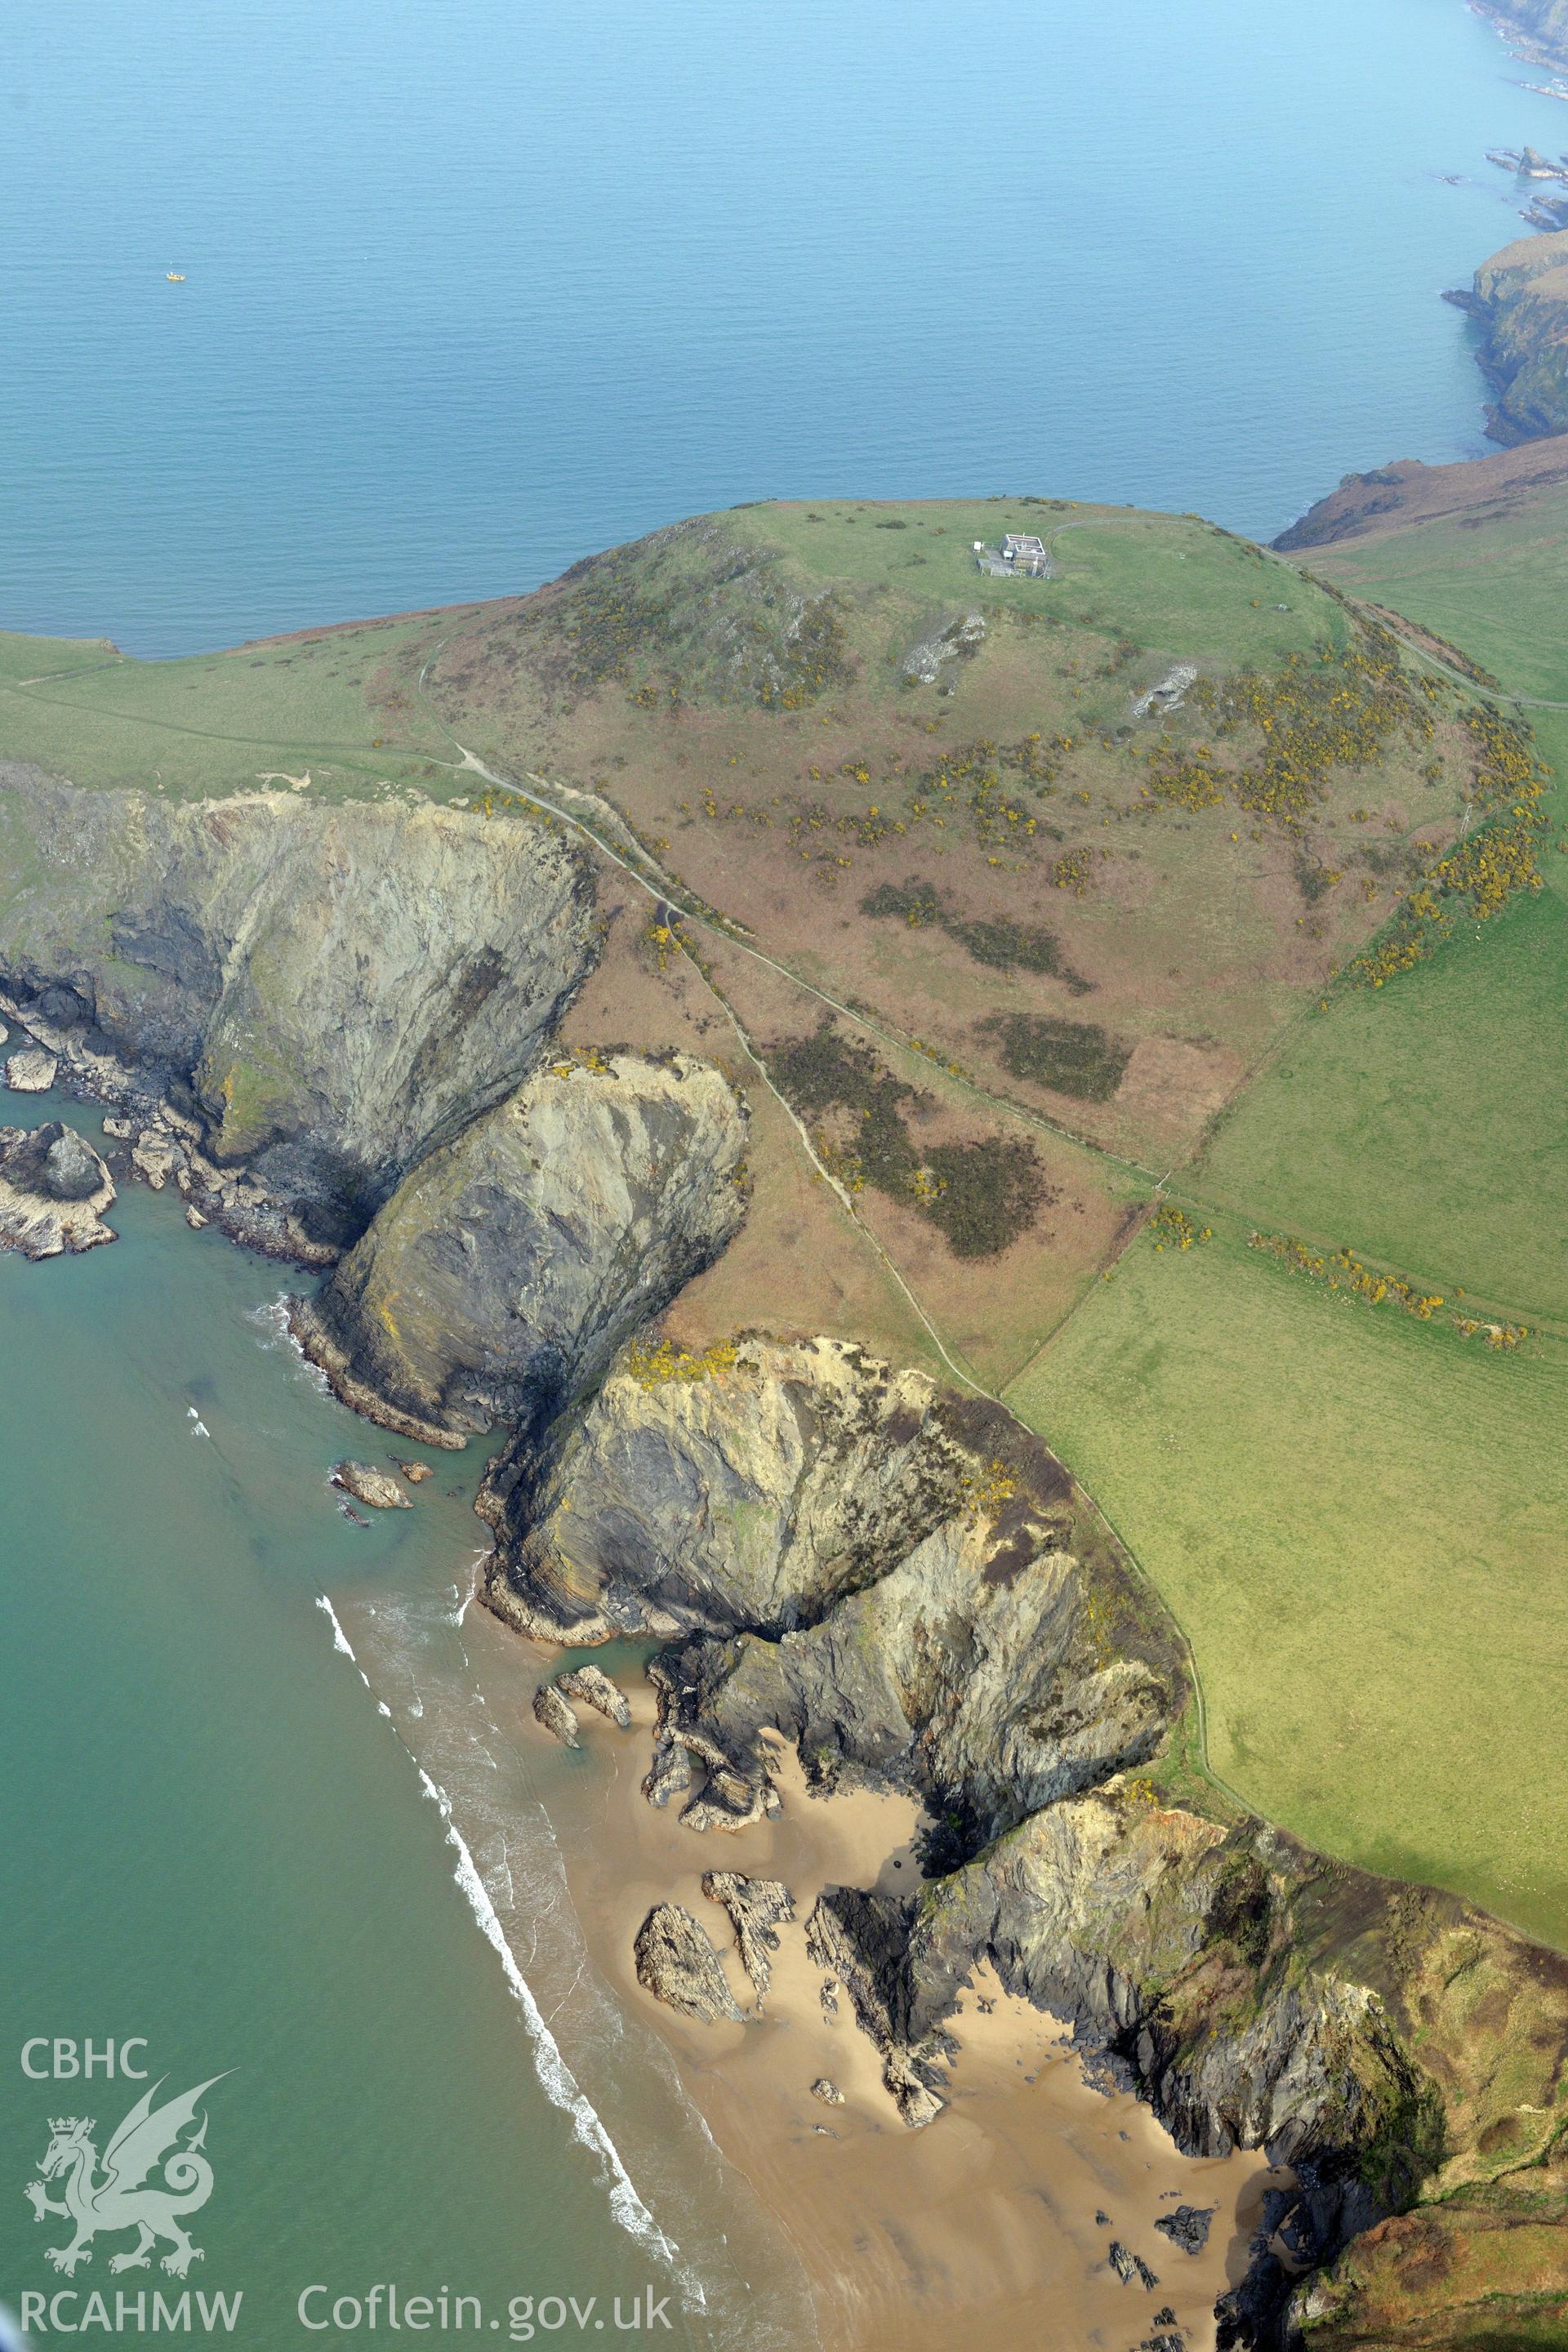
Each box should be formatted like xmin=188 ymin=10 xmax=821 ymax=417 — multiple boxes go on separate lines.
xmin=415 ymin=1766 xmax=694 ymax=2292
xmin=249 ymin=1293 xmax=331 ymax=1394
xmin=310 ymin=1591 xmax=697 ymax=2305
xmin=314 ymin=1593 xmax=357 ymax=1662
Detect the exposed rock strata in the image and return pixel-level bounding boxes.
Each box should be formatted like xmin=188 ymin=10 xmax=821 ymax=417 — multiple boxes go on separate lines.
xmin=0 ymin=1121 xmax=116 ymax=1257
xmin=701 ymin=1871 xmax=794 ymax=2005
xmin=291 ymin=1053 xmax=746 ymax=1446
xmin=633 ymin=1904 xmax=742 ymax=2023
xmin=488 ymin=1332 xmax=1568 ymax=2348
xmin=0 ymin=766 xmax=598 ymax=1249
xmin=483 ymin=1339 xmax=1183 ymax=1854
xmin=532 ymin=1685 xmax=581 ymax=1748
xmin=557 ymin=1664 xmax=631 ymax=1729
xmin=1444 ymin=229 xmax=1568 ymax=445
xmin=331 ymin=1461 xmax=411 ymax=1511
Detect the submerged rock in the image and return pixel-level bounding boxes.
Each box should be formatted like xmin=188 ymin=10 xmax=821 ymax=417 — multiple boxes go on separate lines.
xmin=633 ymin=1904 xmax=742 ymax=2024
xmin=702 ymin=1871 xmax=794 ymax=2004
xmin=557 ymin=1664 xmax=631 ymax=1730
xmin=809 ymin=2078 xmax=845 ymax=2107
xmin=330 ymin=1461 xmax=411 ymax=1511
xmin=532 ymin=1685 xmax=581 ymax=1748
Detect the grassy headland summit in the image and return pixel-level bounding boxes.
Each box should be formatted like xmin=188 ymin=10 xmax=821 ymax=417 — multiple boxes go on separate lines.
xmin=2 ymin=494 xmax=1566 ymax=2348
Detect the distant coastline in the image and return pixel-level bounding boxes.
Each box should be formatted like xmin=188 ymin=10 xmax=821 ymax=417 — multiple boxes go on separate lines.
xmin=1473 ymin=0 xmax=1568 ymax=72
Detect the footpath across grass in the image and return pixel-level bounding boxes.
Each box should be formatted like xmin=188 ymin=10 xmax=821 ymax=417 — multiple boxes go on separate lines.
xmin=1009 ymin=1219 xmax=1568 ymax=1950
xmin=1188 ymin=885 xmax=1568 ymax=1323
xmin=0 ymin=615 xmax=455 ymax=799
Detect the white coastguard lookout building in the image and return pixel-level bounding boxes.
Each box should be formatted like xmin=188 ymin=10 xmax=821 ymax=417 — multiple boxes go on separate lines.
xmin=1001 ymin=532 xmax=1049 ymax=573
xmin=973 ymin=529 xmax=1054 ymax=580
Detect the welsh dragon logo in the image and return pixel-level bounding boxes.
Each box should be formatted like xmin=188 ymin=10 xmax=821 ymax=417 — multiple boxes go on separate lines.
xmin=24 ymin=2076 xmax=228 ymax=2278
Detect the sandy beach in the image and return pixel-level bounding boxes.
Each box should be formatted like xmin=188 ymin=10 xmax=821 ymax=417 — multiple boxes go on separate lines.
xmin=467 ymin=1610 xmax=1281 ymax=2352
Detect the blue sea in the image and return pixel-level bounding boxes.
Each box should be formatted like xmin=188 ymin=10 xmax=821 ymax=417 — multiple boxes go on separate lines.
xmin=1 ymin=0 xmax=1565 ymax=657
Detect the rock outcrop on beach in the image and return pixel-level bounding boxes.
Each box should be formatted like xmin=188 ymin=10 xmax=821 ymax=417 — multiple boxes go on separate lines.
xmin=634 ymin=1903 xmax=742 ymax=2023
xmin=486 ymin=1330 xmax=1568 ymax=2350
xmin=0 ymin=766 xmax=598 ymax=1249
xmin=0 ymin=1120 xmax=117 ymax=1256
xmin=702 ymin=1871 xmax=794 ymax=2005
xmin=1444 ymin=229 xmax=1568 ymax=445
xmin=290 ymin=1053 xmax=747 ymax=1446
xmin=557 ymin=1664 xmax=631 ymax=1729
xmin=532 ymin=1684 xmax=581 ymax=1748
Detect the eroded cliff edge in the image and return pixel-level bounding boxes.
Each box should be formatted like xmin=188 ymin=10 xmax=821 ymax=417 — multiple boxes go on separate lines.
xmin=1446 ymin=228 xmax=1568 ymax=448
xmin=0 ymin=764 xmax=599 ymax=1251
xmin=485 ymin=1339 xmax=1568 ymax=2352
xmin=3 ymin=753 xmax=1563 ymax=2348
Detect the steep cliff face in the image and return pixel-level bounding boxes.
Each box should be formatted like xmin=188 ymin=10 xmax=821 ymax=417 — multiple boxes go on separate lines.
xmin=1482 ymin=0 xmax=1568 ymax=64
xmin=487 ymin=1334 xmax=1568 ymax=2349
xmin=0 ymin=767 xmax=597 ymax=1241
xmin=292 ymin=1052 xmax=749 ymax=1444
xmin=1449 ymin=230 xmax=1568 ymax=446
xmin=483 ymin=1335 xmax=1185 ymax=1855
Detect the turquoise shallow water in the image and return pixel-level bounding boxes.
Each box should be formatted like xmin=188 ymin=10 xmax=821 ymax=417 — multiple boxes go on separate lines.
xmin=0 ymin=1103 xmax=813 ymax=2345
xmin=1 ymin=0 xmax=1566 ymax=655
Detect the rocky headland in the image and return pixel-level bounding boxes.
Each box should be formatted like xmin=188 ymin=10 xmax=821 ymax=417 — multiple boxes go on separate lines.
xmin=1273 ymin=432 xmax=1568 ymax=550
xmin=1444 ymin=227 xmax=1568 ymax=445
xmin=0 ymin=764 xmax=598 ymax=1257
xmin=482 ymin=1337 xmax=1568 ymax=2350
xmin=1479 ymin=0 xmax=1568 ymax=69
xmin=2 ymin=684 xmax=1565 ymax=2347
xmin=290 ymin=1049 xmax=748 ymax=1447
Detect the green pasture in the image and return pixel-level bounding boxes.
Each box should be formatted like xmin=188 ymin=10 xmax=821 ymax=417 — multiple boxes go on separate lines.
xmin=1009 ymin=1219 xmax=1568 ymax=1949
xmin=1187 ymin=884 xmax=1568 ymax=1322
xmin=1303 ymin=486 xmax=1568 ymax=701
xmin=0 ymin=614 xmax=455 ymax=799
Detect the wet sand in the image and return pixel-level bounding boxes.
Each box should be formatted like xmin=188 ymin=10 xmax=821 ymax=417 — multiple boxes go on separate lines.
xmin=460 ymin=1609 xmax=1281 ymax=2352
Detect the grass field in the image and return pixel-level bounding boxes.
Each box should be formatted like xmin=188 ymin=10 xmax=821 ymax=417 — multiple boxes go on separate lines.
xmin=1008 ymin=1218 xmax=1568 ymax=1949
xmin=3 ymin=498 xmax=1561 ymax=1957
xmin=0 ymin=612 xmax=456 ymax=798
xmin=1301 ymin=483 xmax=1568 ymax=700
xmin=1187 ymin=884 xmax=1568 ymax=1321
xmin=989 ymin=492 xmax=1568 ymax=1946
